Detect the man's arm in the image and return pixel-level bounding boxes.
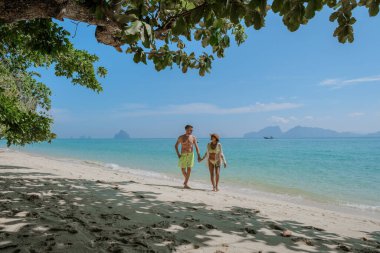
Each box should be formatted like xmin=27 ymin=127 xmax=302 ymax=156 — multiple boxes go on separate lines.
xmin=174 ymin=137 xmax=181 ymax=158
xmin=193 ymin=136 xmax=201 ymax=160
xmin=200 ymin=144 xmax=208 ymax=161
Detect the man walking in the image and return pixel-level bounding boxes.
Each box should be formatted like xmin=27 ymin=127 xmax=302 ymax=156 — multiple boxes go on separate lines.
xmin=175 ymin=125 xmax=201 ymax=189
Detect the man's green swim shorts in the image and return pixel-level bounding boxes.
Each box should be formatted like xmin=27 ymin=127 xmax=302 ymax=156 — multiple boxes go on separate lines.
xmin=178 ymin=153 xmax=194 ymax=168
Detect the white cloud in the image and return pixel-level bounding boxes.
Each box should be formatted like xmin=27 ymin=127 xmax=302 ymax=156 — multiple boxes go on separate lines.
xmin=348 ymin=112 xmax=365 ymax=118
xmin=268 ymin=115 xmax=316 ymax=124
xmin=269 ymin=116 xmax=298 ymax=124
xmin=270 ymin=116 xmax=290 ymax=124
xmin=304 ymin=115 xmax=314 ymax=121
xmin=120 ymin=103 xmax=148 ymax=110
xmin=118 ymin=102 xmax=302 ymax=117
xmin=276 ymin=96 xmax=298 ymax=101
xmin=320 ymin=75 xmax=380 ymax=89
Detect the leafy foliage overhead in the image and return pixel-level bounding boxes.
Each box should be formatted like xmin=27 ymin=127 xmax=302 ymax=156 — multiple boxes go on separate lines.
xmin=0 ymin=20 xmax=106 ymax=146
xmin=1 ymin=0 xmax=378 ymax=76
xmin=66 ymin=0 xmax=378 ymax=75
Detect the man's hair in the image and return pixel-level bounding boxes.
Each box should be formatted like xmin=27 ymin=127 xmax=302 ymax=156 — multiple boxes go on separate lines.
xmin=185 ymin=125 xmax=193 ymax=130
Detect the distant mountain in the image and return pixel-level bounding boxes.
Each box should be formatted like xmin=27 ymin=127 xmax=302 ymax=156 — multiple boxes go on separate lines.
xmin=114 ymin=130 xmax=130 ymax=139
xmin=281 ymin=126 xmax=360 ymax=138
xmin=244 ymin=126 xmax=282 ymax=138
xmin=244 ymin=126 xmax=371 ymax=139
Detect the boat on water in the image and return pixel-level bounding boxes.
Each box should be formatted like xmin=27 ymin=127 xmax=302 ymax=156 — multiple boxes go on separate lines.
xmin=263 ymin=136 xmax=274 ymax=139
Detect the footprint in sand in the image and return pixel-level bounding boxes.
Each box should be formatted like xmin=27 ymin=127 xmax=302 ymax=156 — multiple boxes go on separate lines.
xmin=90 ymin=226 xmax=102 ymax=233
xmin=100 ymin=213 xmax=130 ymax=221
xmin=204 ymin=224 xmax=216 ymax=229
xmin=185 ymin=216 xmax=200 ymax=222
xmin=244 ymin=227 xmax=256 ymax=235
xmin=302 ymin=225 xmax=325 ymax=231
xmin=152 ymin=220 xmax=170 ymax=229
xmin=180 ymin=222 xmax=189 ymax=228
xmin=292 ymin=237 xmax=314 ymax=246
xmin=268 ymin=223 xmax=284 ymax=231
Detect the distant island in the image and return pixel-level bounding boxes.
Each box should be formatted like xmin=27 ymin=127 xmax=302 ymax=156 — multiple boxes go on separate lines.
xmin=113 ymin=130 xmax=130 ymax=139
xmin=244 ymin=126 xmax=380 ymax=139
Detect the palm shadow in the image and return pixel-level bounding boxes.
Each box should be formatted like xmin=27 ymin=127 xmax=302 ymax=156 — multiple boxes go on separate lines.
xmin=0 ymin=167 xmax=379 ymax=253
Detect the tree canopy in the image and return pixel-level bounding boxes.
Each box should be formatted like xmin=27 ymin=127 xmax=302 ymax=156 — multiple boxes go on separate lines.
xmin=0 ymin=0 xmax=379 ymax=145
xmin=0 ymin=20 xmax=106 ymax=146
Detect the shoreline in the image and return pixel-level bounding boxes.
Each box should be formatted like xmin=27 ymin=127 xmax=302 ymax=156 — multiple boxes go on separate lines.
xmin=1 ymin=149 xmax=380 ymax=252
xmin=9 ymin=148 xmax=380 ymax=220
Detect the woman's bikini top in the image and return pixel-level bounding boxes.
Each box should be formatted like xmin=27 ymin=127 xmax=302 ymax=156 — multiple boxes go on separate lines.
xmin=207 ymin=143 xmax=221 ymax=154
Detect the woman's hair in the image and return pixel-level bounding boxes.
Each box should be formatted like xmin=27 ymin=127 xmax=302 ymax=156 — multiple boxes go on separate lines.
xmin=210 ymin=133 xmax=220 ymax=143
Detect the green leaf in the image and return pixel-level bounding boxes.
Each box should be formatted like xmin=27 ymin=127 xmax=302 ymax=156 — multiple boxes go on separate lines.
xmin=305 ymin=1 xmax=316 ymax=19
xmin=230 ymin=3 xmax=242 ymax=24
xmin=125 ymin=21 xmax=143 ymax=36
xmin=194 ymin=30 xmax=202 ymax=41
xmin=141 ymin=53 xmax=147 ymax=64
xmin=201 ymin=37 xmax=210 ymax=47
xmin=116 ymin=14 xmax=139 ymax=24
xmin=369 ymin=1 xmax=380 ymax=16
xmin=133 ymin=51 xmax=141 ymax=63
xmin=172 ymin=17 xmax=187 ymax=35
xmin=271 ymin=0 xmax=283 ymax=13
xmin=191 ymin=7 xmax=204 ymax=23
xmin=329 ymin=11 xmax=339 ymax=22
xmin=142 ymin=23 xmax=152 ymax=48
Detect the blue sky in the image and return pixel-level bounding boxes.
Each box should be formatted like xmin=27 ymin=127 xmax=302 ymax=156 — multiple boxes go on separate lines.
xmin=42 ymin=8 xmax=380 ymax=138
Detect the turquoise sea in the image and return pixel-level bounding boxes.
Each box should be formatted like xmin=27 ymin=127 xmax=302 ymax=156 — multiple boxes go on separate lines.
xmin=6 ymin=138 xmax=380 ymax=214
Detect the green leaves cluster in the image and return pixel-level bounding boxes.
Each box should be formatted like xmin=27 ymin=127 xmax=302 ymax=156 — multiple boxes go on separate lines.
xmin=91 ymin=0 xmax=380 ymax=71
xmin=92 ymin=0 xmax=269 ymax=76
xmin=0 ymin=20 xmax=106 ymax=146
xmin=0 ymin=62 xmax=55 ymax=146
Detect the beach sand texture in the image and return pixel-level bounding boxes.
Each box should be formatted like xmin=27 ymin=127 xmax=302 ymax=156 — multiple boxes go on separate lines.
xmin=0 ymin=150 xmax=379 ymax=252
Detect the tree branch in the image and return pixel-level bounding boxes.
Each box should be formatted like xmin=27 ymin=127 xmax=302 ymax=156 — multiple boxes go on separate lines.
xmin=0 ymin=0 xmax=123 ymax=47
xmin=154 ymin=3 xmax=208 ymax=39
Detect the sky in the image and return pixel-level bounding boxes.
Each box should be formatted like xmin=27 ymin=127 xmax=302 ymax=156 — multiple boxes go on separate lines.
xmin=40 ymin=7 xmax=380 ymax=138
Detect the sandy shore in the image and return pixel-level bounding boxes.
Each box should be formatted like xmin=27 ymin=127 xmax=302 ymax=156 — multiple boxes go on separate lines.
xmin=0 ymin=149 xmax=379 ymax=252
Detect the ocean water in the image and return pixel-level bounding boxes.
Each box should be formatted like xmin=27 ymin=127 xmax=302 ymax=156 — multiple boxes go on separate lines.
xmin=5 ymin=138 xmax=380 ymax=213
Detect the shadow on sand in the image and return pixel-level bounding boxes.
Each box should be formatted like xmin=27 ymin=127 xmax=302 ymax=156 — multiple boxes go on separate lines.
xmin=0 ymin=165 xmax=379 ymax=252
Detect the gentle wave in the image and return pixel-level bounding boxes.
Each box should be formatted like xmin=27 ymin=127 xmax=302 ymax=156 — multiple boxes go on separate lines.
xmin=341 ymin=202 xmax=380 ymax=212
xmin=100 ymin=160 xmax=380 ymax=215
xmin=104 ymin=163 xmax=121 ymax=170
xmin=103 ymin=162 xmax=175 ymax=181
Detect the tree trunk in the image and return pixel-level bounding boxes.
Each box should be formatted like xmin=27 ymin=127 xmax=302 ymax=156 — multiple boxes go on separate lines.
xmin=0 ymin=0 xmax=122 ymax=47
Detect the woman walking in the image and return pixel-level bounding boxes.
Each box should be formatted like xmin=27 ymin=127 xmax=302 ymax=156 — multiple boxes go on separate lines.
xmin=200 ymin=134 xmax=227 ymax=191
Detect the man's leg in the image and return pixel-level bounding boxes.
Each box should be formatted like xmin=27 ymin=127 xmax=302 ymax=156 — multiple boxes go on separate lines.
xmin=184 ymin=167 xmax=192 ymax=188
xmin=181 ymin=168 xmax=187 ymax=185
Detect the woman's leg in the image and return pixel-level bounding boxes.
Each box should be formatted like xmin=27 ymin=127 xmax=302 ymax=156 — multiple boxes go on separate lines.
xmin=215 ymin=166 xmax=220 ymax=191
xmin=208 ymin=161 xmax=216 ymax=191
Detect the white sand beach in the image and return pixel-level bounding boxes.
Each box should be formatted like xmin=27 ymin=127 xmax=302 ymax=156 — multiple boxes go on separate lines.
xmin=0 ymin=149 xmax=379 ymax=252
